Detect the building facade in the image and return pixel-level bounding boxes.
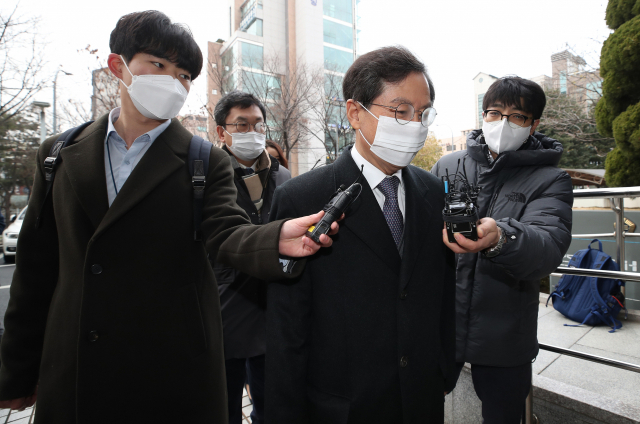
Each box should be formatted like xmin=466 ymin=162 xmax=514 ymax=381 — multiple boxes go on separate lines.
xmin=472 ymin=72 xmax=499 ymax=130
xmin=207 ymin=0 xmax=360 ymax=176
xmin=472 ymin=50 xmax=602 ymax=132
xmin=91 ymin=67 xmax=120 ymax=120
xmin=179 ymin=114 xmax=209 ymax=141
xmin=438 ymin=129 xmax=474 ymax=157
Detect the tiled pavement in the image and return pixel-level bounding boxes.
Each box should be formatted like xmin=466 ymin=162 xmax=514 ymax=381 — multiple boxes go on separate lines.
xmin=241 ymin=386 xmax=254 ymax=423
xmin=0 ymin=405 xmax=35 ymax=423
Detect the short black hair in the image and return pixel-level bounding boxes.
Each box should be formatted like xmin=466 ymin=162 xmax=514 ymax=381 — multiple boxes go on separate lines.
xmin=214 ymin=90 xmax=267 ymax=126
xmin=109 ymin=11 xmax=203 ymax=80
xmin=483 ymin=76 xmax=547 ymax=120
xmin=342 ymin=46 xmax=435 ymax=108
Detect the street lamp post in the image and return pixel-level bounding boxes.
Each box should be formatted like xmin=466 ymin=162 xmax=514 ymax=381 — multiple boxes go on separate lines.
xmin=53 ymin=68 xmax=73 ymax=134
xmin=32 ymin=101 xmax=51 ymax=143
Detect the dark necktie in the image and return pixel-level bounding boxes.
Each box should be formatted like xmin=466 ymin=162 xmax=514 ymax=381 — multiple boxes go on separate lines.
xmin=377 ymin=176 xmax=404 ymax=248
xmin=240 ymin=167 xmax=255 ymax=176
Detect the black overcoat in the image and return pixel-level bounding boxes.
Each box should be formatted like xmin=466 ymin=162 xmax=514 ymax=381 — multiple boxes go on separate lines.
xmin=0 ymin=115 xmax=296 ymax=423
xmin=265 ymin=147 xmax=457 ymax=424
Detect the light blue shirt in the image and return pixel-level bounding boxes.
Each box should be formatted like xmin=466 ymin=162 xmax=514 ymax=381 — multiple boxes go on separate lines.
xmin=104 ymin=108 xmax=171 ymax=206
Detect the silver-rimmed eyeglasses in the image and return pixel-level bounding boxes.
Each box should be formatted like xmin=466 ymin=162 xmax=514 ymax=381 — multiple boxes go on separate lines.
xmin=370 ymin=103 xmax=437 ymax=127
xmin=225 ymin=122 xmax=268 ymax=134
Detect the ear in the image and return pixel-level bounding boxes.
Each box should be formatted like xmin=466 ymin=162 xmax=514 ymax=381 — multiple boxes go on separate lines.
xmin=346 ymin=99 xmax=362 ymax=130
xmin=530 ymin=119 xmax=540 ymax=135
xmin=216 ymin=125 xmax=229 ymax=145
xmin=107 ymin=53 xmax=125 ymax=80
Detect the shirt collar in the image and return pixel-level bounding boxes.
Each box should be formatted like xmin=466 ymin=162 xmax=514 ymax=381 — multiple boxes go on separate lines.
xmin=351 ymin=145 xmax=404 ymax=191
xmin=105 ymin=107 xmax=172 ymax=144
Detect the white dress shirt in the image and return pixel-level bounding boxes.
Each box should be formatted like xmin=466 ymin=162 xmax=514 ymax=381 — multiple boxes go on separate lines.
xmin=104 ymin=108 xmax=171 ymax=206
xmin=350 ymin=145 xmax=405 ymax=223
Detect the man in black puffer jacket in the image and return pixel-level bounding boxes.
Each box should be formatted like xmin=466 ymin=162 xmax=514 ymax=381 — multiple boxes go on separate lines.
xmin=432 ymin=77 xmax=573 ymax=423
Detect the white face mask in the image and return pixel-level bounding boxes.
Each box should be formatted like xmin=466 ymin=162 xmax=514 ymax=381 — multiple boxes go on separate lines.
xmin=118 ymin=56 xmax=188 ymax=120
xmin=482 ymin=118 xmax=531 ymax=154
xmin=225 ymin=130 xmax=266 ymax=161
xmin=358 ymin=102 xmax=429 ymax=168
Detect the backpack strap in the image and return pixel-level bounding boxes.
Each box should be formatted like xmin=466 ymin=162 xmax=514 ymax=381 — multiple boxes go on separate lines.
xmin=35 ymin=121 xmax=94 ymax=229
xmin=188 ymin=136 xmax=213 ymax=241
xmin=588 ymin=239 xmax=603 ymax=252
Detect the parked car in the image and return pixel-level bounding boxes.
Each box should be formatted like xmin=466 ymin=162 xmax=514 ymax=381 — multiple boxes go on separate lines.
xmin=3 ymin=206 xmax=27 ymax=264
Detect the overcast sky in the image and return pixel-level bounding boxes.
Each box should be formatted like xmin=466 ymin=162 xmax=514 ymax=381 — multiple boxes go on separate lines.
xmin=3 ymin=0 xmax=611 ymax=139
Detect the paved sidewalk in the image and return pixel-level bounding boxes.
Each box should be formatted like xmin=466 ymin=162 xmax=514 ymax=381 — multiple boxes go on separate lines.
xmin=537 ymin=295 xmax=640 ymax=410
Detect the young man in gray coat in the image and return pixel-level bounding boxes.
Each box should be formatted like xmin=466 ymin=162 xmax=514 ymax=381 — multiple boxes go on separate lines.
xmin=432 ymin=77 xmax=573 ymax=423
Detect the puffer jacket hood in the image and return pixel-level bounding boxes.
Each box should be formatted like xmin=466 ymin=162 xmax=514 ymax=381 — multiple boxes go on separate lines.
xmin=431 ymin=130 xmax=574 ymax=368
xmin=466 ymin=129 xmax=563 ymax=172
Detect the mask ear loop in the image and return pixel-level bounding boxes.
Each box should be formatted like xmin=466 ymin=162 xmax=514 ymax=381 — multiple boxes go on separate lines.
xmin=118 ymin=55 xmax=134 ymax=89
xmin=356 ymin=101 xmax=379 ymax=148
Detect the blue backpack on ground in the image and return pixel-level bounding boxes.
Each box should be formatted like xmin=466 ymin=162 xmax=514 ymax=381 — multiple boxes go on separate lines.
xmin=547 ymin=239 xmax=627 ymax=333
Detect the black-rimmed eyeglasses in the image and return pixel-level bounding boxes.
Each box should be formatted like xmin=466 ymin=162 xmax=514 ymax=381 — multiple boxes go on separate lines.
xmin=483 ymin=110 xmax=534 ymax=129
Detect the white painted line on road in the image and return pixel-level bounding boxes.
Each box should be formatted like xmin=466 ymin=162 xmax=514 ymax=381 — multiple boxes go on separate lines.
xmin=0 ymin=286 xmax=9 ymax=289
xmin=0 ymin=264 xmax=15 ymax=268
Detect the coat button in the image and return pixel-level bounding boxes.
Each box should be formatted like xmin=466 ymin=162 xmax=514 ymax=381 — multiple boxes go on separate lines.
xmin=91 ymin=264 xmax=103 ymax=275
xmin=88 ymin=330 xmax=99 ymax=342
xmin=400 ymin=356 xmax=408 ymax=367
xmin=400 ymin=290 xmax=408 ymax=300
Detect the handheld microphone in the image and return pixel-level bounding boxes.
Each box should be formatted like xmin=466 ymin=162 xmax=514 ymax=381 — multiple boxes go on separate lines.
xmin=306 ymin=166 xmax=363 ymax=243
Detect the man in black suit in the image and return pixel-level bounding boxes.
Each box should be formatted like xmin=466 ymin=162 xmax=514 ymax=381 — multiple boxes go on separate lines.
xmin=265 ymin=46 xmax=456 ymax=424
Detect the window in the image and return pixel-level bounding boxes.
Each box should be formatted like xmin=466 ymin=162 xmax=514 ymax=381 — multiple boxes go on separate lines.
xmin=324 ymin=46 xmax=353 ymax=73
xmin=477 ymin=93 xmax=484 ymax=127
xmin=560 ymin=71 xmax=567 ymax=94
xmin=324 ymin=73 xmax=344 ymax=100
xmin=212 ymin=89 xmax=218 ymax=95
xmin=586 ymin=80 xmax=603 ymax=100
xmin=242 ymin=71 xmax=281 ymax=101
xmin=222 ymin=44 xmax=237 ymax=74
xmin=323 ymin=0 xmax=352 ymax=23
xmin=244 ymin=18 xmax=263 ymax=37
xmin=323 ymin=19 xmax=353 ymax=49
xmin=241 ymin=42 xmax=263 ymax=70
xmin=241 ymin=0 xmax=262 ymax=19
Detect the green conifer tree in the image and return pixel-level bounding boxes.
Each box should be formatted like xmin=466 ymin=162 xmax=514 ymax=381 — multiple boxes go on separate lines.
xmin=595 ymin=0 xmax=640 ymax=186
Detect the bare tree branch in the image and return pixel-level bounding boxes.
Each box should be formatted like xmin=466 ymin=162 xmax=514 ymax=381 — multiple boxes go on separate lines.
xmin=0 ymin=4 xmax=48 ymax=126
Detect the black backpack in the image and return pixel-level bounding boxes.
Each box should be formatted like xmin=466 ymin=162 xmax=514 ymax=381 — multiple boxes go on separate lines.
xmin=36 ymin=121 xmax=213 ymax=241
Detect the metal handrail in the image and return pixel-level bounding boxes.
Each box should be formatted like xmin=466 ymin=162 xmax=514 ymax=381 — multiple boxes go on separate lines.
xmin=539 ymin=343 xmax=640 ymax=374
xmin=572 ymin=232 xmax=640 ymax=238
xmin=573 ymin=187 xmax=640 ymax=198
xmin=551 ymin=266 xmax=640 ymax=282
xmin=526 ymin=186 xmax=640 ymax=424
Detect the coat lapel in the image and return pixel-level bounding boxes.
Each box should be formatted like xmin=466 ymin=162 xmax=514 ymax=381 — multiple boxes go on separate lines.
xmin=335 ymin=149 xmax=401 ymax=275
xmin=92 ymin=119 xmax=191 ymax=240
xmin=399 ymin=166 xmax=433 ymax=288
xmin=60 ymin=116 xmax=110 ymax=230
